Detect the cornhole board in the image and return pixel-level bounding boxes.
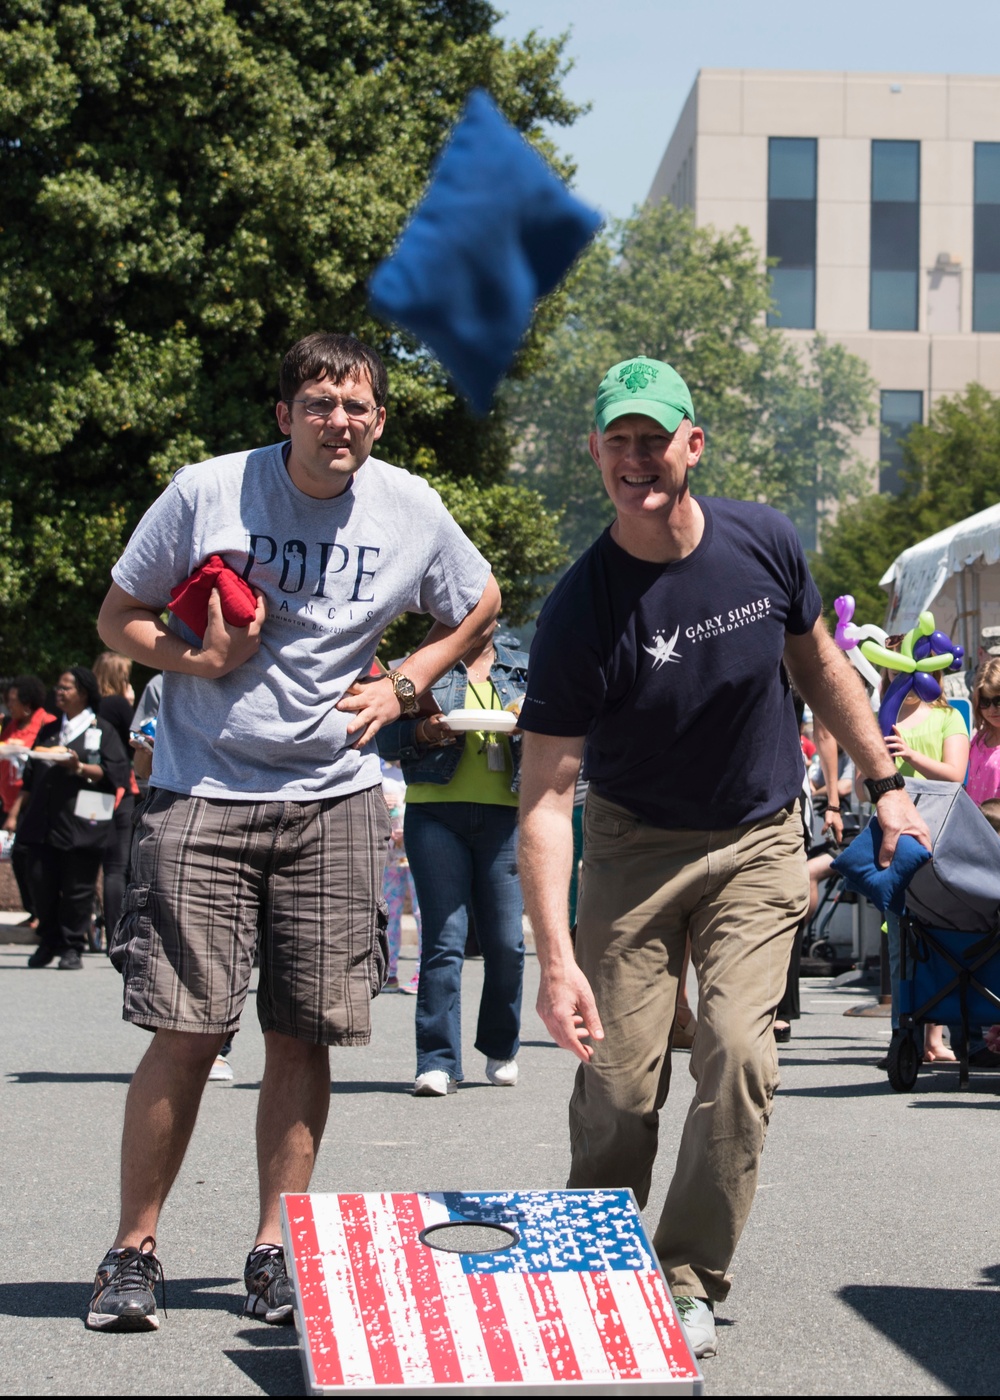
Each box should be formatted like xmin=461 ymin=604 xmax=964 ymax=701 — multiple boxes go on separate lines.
xmin=281 ymin=1188 xmax=703 ymax=1396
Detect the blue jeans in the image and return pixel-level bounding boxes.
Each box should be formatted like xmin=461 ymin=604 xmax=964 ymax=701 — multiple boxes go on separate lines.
xmin=404 ymin=802 xmax=524 ymax=1079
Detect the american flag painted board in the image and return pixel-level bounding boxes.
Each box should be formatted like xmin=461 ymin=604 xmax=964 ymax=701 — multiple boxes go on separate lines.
xmin=281 ymin=1189 xmax=702 ymax=1396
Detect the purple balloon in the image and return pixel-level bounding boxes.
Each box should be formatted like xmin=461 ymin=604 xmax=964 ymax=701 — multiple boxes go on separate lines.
xmin=913 ymin=671 xmax=944 ymax=702
xmin=913 ymin=635 xmax=932 ymax=660
xmin=948 ymin=644 xmax=965 ymax=673
xmin=929 ymin=631 xmax=952 ymax=654
xmin=879 ymin=672 xmax=914 ymax=737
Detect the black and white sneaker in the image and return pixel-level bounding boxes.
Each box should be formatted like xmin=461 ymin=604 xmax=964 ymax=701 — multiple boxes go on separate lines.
xmin=243 ymin=1244 xmax=295 ymax=1324
xmin=86 ymin=1237 xmax=164 ymax=1331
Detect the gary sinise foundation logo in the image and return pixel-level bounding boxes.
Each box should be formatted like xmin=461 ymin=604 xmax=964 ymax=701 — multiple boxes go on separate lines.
xmin=644 ymin=597 xmax=774 ymax=666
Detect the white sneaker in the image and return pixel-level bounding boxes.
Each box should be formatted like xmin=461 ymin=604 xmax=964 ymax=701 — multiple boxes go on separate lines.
xmin=208 ymin=1055 xmax=234 ymax=1082
xmin=674 ymin=1295 xmax=717 ymax=1358
xmin=485 ymin=1057 xmax=518 ymax=1086
xmin=413 ymin=1070 xmax=455 ymax=1096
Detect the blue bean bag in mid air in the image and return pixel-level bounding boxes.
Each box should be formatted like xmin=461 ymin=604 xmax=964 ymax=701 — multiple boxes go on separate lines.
xmin=368 ymin=89 xmax=602 ymax=415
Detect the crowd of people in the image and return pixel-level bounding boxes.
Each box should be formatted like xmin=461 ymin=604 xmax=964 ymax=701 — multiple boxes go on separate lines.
xmin=12 ymin=331 xmax=998 ymax=1369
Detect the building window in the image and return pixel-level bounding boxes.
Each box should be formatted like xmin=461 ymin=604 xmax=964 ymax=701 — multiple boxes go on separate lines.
xmin=974 ymin=143 xmax=1000 ymax=332
xmin=767 ymin=138 xmax=817 ymax=329
xmin=880 ymin=390 xmax=922 ymax=494
xmin=870 ymin=141 xmax=920 ymax=331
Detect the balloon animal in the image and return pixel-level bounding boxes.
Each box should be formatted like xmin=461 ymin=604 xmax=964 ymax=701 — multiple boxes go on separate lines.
xmin=834 ymin=597 xmax=964 ymax=737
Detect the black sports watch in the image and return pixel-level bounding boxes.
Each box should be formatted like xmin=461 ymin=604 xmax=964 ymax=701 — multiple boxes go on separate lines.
xmin=388 ymin=670 xmax=420 ymax=717
xmin=864 ymin=772 xmax=906 ymax=804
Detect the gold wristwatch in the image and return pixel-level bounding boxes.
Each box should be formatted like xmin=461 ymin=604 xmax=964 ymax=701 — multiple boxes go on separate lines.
xmin=388 ymin=670 xmax=420 ymax=716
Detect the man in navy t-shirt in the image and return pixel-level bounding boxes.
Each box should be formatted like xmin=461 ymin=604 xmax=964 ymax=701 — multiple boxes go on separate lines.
xmin=517 ymin=356 xmax=929 ymax=1361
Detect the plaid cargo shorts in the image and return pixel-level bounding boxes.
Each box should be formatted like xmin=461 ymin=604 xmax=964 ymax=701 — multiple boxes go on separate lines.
xmin=109 ymin=785 xmax=391 ymax=1045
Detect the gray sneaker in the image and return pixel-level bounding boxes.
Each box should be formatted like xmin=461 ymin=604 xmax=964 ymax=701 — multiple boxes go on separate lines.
xmin=86 ymin=1237 xmax=164 ymax=1332
xmin=674 ymin=1294 xmax=717 ymax=1358
xmin=243 ymin=1244 xmax=295 ymax=1324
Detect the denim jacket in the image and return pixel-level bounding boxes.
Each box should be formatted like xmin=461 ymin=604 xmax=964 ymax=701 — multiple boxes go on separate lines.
xmin=376 ymin=640 xmax=529 ymax=793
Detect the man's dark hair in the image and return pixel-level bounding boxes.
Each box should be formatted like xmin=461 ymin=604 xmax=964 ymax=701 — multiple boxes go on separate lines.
xmin=279 ymin=333 xmax=388 ymax=406
xmin=11 ymin=675 xmax=46 ymax=713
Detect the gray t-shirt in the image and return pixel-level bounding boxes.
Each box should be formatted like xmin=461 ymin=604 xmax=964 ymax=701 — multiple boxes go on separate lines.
xmin=112 ymin=443 xmax=490 ymax=801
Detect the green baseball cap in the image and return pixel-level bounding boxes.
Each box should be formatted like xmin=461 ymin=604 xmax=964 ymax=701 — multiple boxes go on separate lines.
xmin=594 ymin=357 xmax=696 ymax=434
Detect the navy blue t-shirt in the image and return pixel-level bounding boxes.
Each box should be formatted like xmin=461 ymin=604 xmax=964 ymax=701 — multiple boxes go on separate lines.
xmin=520 ymin=497 xmax=823 ymax=830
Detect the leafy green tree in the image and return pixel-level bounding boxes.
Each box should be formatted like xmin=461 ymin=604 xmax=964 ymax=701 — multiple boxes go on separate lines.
xmin=506 ymin=200 xmax=877 ymax=559
xmin=811 ymin=383 xmax=1000 ymax=623
xmin=0 ymin=0 xmax=580 ymax=672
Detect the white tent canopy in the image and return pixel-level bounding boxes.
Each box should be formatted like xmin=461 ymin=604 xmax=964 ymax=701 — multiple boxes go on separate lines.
xmin=880 ymin=500 xmax=1000 ymax=653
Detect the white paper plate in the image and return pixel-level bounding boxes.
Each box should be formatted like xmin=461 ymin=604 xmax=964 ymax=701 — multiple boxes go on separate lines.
xmin=0 ymin=742 xmax=28 ymax=756
xmin=444 ymin=708 xmax=517 ymax=733
xmin=30 ymin=749 xmax=75 ymax=764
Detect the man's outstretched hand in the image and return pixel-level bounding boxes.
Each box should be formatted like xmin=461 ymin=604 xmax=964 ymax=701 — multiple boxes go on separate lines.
xmin=537 ymin=964 xmax=605 ymax=1064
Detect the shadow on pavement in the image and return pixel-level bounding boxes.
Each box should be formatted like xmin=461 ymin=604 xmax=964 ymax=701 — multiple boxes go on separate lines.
xmin=909 ymin=1097 xmax=1000 ymax=1108
xmin=774 ymin=1056 xmax=885 ymax=1068
xmin=232 ymin=1080 xmax=495 ymax=1094
xmin=0 ymin=1277 xmax=236 ymax=1318
xmin=840 ymin=1269 xmax=1000 ymax=1394
xmin=226 ymin=1333 xmax=305 ymax=1396
xmin=7 ymin=1071 xmax=133 ymax=1085
xmin=778 ymin=1080 xmax=892 ymax=1098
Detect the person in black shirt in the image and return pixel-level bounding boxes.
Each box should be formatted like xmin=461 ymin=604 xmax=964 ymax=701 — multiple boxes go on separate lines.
xmin=21 ymin=665 xmax=130 ymax=970
xmin=93 ymin=651 xmax=138 ymax=945
xmin=517 ymin=356 xmax=930 ymax=1361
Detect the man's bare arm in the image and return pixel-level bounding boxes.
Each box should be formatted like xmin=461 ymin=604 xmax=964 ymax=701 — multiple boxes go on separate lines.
xmin=784 ymin=617 xmax=931 ymax=863
xmin=519 ymin=731 xmax=604 ymax=1062
xmin=97 ymin=581 xmax=266 ymax=678
xmin=337 ymin=573 xmax=502 ymax=746
xmin=813 ymin=716 xmax=843 ymax=844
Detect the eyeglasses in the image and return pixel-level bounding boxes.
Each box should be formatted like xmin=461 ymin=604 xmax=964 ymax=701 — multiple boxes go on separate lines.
xmin=979 ymin=694 xmax=1000 ymax=711
xmin=287 ymin=397 xmax=377 ymax=422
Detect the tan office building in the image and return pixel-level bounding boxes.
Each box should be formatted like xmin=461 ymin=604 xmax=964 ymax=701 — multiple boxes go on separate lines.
xmin=649 ymin=69 xmax=1000 ymax=515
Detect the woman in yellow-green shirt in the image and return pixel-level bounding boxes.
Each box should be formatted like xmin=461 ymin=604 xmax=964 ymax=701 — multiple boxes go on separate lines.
xmin=377 ymin=627 xmax=529 ymax=1097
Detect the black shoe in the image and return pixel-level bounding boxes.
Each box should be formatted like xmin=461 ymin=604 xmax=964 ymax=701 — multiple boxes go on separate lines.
xmin=968 ymin=1047 xmax=1000 ymax=1069
xmin=27 ymin=946 xmax=55 ymax=968
xmin=243 ymin=1244 xmax=295 ymax=1324
xmin=774 ymin=1024 xmax=792 ymax=1044
xmin=58 ymin=950 xmax=83 ymax=971
xmin=86 ymin=1237 xmax=164 ymax=1331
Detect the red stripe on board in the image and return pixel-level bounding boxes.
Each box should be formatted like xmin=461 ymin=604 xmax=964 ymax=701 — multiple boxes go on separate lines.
xmin=584 ymin=1270 xmax=641 ymax=1379
xmin=524 ymin=1271 xmax=583 ymax=1382
xmin=282 ymin=1195 xmax=345 ymax=1390
xmin=465 ymin=1272 xmax=523 ymax=1384
xmin=389 ymin=1193 xmax=463 ymax=1383
xmin=339 ymin=1192 xmax=404 ymax=1386
xmin=636 ymin=1271 xmax=700 ymax=1376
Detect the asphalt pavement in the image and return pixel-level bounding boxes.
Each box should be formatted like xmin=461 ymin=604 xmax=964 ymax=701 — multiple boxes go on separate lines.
xmin=3 ymin=942 xmax=999 ymax=1397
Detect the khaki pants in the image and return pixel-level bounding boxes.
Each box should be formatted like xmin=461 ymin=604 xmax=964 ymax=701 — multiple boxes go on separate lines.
xmin=569 ymin=791 xmax=808 ymax=1303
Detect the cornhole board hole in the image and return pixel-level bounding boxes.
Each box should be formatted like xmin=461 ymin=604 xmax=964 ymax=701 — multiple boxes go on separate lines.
xmin=281 ymin=1188 xmax=703 ymax=1396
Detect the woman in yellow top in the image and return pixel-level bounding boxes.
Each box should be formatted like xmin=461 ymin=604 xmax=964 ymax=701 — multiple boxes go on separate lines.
xmin=377 ymin=626 xmax=528 ymax=1097
xmin=858 ymin=642 xmax=969 ymax=1062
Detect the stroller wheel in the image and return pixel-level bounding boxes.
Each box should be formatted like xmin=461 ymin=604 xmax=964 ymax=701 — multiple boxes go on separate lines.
xmin=887 ymin=1030 xmax=920 ymax=1091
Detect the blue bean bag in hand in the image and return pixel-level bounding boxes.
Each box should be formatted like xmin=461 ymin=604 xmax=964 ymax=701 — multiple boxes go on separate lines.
xmin=831 ymin=817 xmax=932 ymax=914
xmin=368 ymin=89 xmax=602 ymax=415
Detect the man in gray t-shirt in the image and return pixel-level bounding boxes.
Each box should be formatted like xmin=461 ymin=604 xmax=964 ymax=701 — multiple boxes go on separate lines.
xmin=86 ymin=333 xmax=500 ymax=1336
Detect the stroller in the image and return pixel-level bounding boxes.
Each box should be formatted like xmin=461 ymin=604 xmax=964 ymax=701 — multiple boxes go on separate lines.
xmin=833 ymin=779 xmax=1000 ymax=1091
xmin=886 ymin=780 xmax=1000 ymax=1091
